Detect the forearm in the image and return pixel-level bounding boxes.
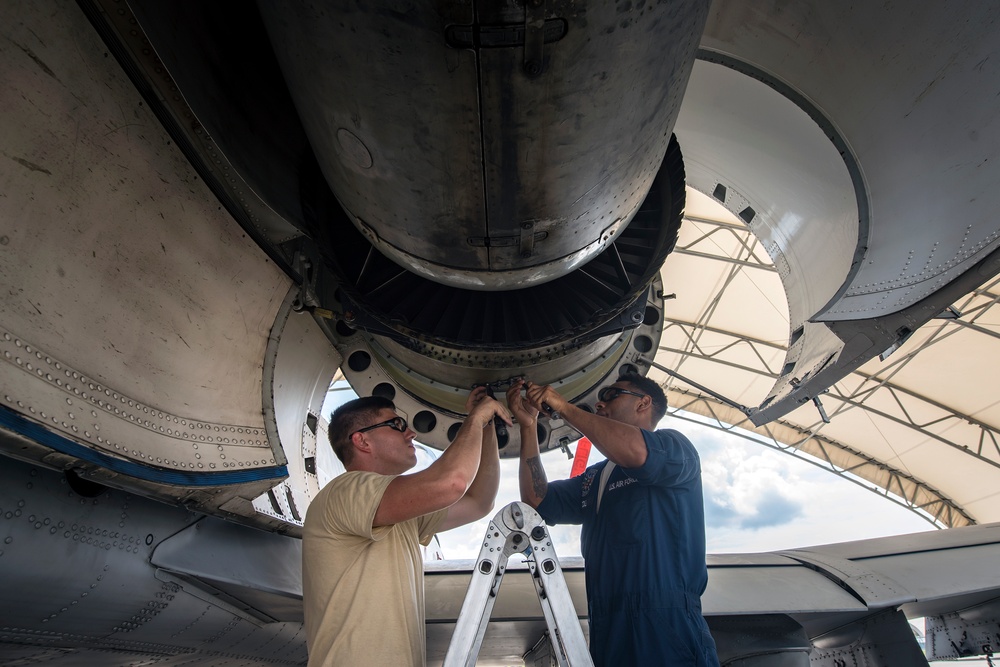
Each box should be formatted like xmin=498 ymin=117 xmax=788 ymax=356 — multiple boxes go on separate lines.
xmin=518 ymin=421 xmax=547 ymax=507
xmin=560 ymin=403 xmax=647 ymax=468
xmin=431 ymin=418 xmax=485 ymax=491
xmin=374 ymin=425 xmax=484 ymax=527
xmin=463 ymin=427 xmax=500 ymax=513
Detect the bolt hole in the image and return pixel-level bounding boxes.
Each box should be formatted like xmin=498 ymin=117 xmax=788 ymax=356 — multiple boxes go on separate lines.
xmin=644 ymin=306 xmax=660 ymax=326
xmin=372 ymin=383 xmax=396 ymax=400
xmin=413 ymin=411 xmax=437 ymax=433
xmin=347 ymin=351 xmax=371 ymax=372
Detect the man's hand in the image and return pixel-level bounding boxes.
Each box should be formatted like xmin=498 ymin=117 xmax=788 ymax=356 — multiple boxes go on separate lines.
xmin=526 ymin=380 xmax=650 ymax=469
xmin=524 ymin=381 xmax=569 ymax=417
xmin=465 ymin=385 xmax=489 ymax=413
xmin=506 ymin=378 xmax=539 ymax=426
xmin=466 ymin=387 xmax=513 ymax=431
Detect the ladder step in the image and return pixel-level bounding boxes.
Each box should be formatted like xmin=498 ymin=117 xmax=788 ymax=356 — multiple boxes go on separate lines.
xmin=442 ymin=502 xmax=594 ymax=667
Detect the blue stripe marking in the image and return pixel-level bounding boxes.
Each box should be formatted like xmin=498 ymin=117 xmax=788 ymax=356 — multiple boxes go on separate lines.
xmin=0 ymin=404 xmax=287 ymax=486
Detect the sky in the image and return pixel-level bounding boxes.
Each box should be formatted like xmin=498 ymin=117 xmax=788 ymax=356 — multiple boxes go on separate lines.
xmin=321 ymin=384 xmax=936 ymax=561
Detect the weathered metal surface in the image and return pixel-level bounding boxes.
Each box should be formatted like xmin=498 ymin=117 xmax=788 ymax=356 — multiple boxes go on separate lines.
xmin=259 ymin=0 xmax=710 ymax=289
xmin=0 ymin=458 xmax=308 ymax=665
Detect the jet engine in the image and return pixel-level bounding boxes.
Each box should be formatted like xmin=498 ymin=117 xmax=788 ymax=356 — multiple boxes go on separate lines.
xmin=95 ymin=0 xmax=710 ymax=454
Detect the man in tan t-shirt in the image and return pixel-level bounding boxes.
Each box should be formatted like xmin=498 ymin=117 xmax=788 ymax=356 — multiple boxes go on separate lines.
xmin=302 ymin=387 xmax=511 ymax=666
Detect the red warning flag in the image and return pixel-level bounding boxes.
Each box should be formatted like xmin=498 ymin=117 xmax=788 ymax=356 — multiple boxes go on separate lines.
xmin=570 ymin=437 xmax=592 ymax=477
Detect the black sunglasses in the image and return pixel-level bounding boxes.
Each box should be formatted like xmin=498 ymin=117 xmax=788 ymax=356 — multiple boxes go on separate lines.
xmin=597 ymin=387 xmax=646 ymax=403
xmin=354 ymin=416 xmax=407 ymax=436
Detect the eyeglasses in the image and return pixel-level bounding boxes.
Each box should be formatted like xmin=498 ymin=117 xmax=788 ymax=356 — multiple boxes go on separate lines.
xmin=597 ymin=387 xmax=646 ymax=403
xmin=354 ymin=416 xmax=407 ymax=436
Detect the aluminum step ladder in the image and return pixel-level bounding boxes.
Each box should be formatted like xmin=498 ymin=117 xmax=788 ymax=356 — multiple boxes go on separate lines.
xmin=443 ymin=502 xmax=594 ymax=667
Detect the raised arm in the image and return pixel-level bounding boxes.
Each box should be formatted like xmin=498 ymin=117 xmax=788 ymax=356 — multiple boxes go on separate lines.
xmin=509 ymin=379 xmax=548 ymax=508
xmin=437 ymin=389 xmax=503 ymax=531
xmin=525 ymin=382 xmax=648 ymax=468
xmin=374 ymin=388 xmax=510 ymax=527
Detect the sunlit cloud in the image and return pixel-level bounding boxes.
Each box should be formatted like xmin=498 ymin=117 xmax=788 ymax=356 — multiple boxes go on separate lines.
xmin=696 ymin=424 xmax=804 ymax=532
xmin=739 ymin=488 xmax=803 ymax=529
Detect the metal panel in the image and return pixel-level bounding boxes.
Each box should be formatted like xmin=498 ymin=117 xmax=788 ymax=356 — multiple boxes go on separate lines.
xmin=0 ymin=457 xmax=308 ymax=665
xmin=0 ymin=0 xmax=293 ymax=501
xmin=702 ymin=1 xmax=1000 ymax=321
xmin=257 ymin=0 xmax=487 ymax=275
xmin=704 ymin=563 xmax=867 ymax=615
xmin=0 ymin=0 xmax=290 ymax=424
xmin=151 ymin=517 xmax=301 ymax=598
xmin=810 ymin=609 xmax=929 ymax=667
xmin=676 ymin=59 xmax=859 ymax=332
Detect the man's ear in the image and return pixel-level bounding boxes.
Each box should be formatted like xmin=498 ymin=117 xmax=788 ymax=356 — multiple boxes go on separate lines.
xmin=351 ymin=431 xmax=371 ymax=455
xmin=632 ymin=396 xmax=657 ymax=430
xmin=636 ymin=395 xmax=652 ymax=417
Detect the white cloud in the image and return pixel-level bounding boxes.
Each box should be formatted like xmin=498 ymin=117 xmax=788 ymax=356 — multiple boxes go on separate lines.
xmin=696 ymin=423 xmax=805 ymax=532
xmin=675 ymin=418 xmax=934 ymax=553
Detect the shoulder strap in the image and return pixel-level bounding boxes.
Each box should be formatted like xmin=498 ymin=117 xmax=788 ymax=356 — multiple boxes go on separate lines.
xmin=596 ymin=461 xmax=616 ymax=513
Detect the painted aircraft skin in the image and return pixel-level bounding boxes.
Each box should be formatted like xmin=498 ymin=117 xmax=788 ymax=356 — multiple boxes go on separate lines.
xmin=2 ymin=1 xmax=1000 ymax=665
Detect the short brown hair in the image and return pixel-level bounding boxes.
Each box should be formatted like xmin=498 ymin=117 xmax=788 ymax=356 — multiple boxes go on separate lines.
xmin=328 ymin=396 xmax=396 ymax=465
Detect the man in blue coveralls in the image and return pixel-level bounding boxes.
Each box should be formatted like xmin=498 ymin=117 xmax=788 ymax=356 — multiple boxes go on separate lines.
xmin=508 ymin=372 xmax=719 ymax=666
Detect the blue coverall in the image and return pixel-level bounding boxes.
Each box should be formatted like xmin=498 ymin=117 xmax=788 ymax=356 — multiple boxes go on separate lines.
xmin=537 ymin=428 xmax=720 ymax=666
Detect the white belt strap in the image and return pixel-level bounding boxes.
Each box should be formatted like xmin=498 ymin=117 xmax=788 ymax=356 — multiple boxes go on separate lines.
xmin=596 ymin=462 xmax=616 ymax=513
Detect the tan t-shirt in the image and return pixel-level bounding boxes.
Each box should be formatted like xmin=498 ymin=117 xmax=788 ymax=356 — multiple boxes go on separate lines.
xmin=302 ymin=470 xmax=447 ymax=667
